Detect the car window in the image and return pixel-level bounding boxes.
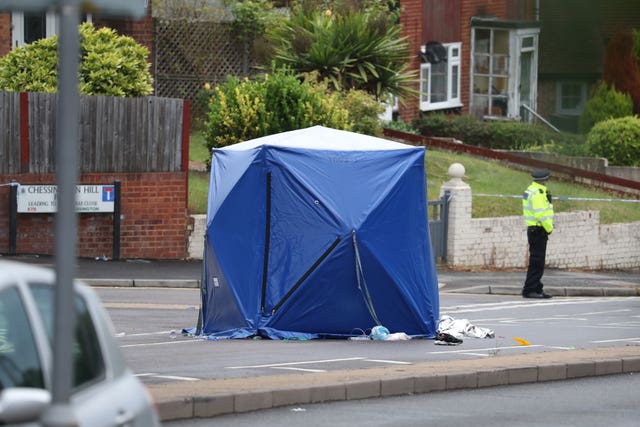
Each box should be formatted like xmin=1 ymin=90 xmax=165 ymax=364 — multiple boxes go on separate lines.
xmin=29 ymin=284 xmax=106 ymax=390
xmin=0 ymin=286 xmax=45 ymax=390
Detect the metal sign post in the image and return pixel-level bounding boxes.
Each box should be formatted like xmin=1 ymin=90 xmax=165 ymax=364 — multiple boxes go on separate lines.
xmin=0 ymin=1 xmax=146 ymax=426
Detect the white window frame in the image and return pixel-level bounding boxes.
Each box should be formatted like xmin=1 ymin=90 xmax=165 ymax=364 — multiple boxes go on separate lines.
xmin=470 ymin=25 xmax=539 ymax=120
xmin=11 ymin=12 xmax=92 ymax=49
xmin=556 ymin=81 xmax=587 ymax=116
xmin=420 ymin=42 xmax=462 ymax=111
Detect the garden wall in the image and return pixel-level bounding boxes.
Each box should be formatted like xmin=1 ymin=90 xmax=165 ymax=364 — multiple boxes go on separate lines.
xmin=440 ymin=164 xmax=640 ymax=270
xmin=0 ymin=92 xmax=191 ymax=259
xmin=0 ymin=172 xmax=189 ymax=259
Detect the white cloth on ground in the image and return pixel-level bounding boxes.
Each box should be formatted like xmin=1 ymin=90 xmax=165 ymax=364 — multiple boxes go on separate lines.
xmin=437 ymin=314 xmax=495 ymax=339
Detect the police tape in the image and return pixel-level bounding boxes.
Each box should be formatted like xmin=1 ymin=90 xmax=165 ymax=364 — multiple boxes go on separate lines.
xmin=0 ymin=182 xmax=19 ymax=187
xmin=473 ymin=193 xmax=640 ymax=203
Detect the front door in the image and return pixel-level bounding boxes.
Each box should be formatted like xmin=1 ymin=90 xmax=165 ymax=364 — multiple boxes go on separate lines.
xmin=517 ymin=33 xmax=538 ymax=122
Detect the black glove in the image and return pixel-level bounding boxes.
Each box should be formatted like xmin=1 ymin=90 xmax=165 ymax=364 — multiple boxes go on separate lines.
xmin=546 ymin=191 xmax=552 ymax=204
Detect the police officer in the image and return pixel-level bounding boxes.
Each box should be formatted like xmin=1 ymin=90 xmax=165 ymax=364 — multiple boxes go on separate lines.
xmin=522 ymin=168 xmax=554 ymax=299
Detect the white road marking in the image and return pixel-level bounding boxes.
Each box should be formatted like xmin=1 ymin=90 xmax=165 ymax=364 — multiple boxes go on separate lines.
xmin=116 ymin=330 xmax=174 ymax=337
xmin=442 ymin=297 xmax=631 ymax=314
xmin=365 ymin=359 xmax=412 ymax=365
xmin=226 ymin=357 xmax=366 ymax=369
xmin=499 ymin=317 xmax=588 ymax=323
xmin=555 ymin=309 xmax=632 ymax=316
xmin=591 ymin=337 xmax=640 ymax=343
xmin=428 ymin=344 xmax=544 ymax=354
xmin=135 ymin=373 xmax=200 ymax=381
xmin=103 ymin=302 xmax=195 ymax=310
xmin=272 ymin=367 xmax=327 ymax=373
xmin=121 ymin=340 xmax=201 ymax=348
xmin=152 ymin=375 xmax=199 ymax=381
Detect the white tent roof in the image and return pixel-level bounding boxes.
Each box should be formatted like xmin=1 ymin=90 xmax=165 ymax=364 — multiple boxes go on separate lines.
xmin=219 ymin=126 xmax=417 ymax=151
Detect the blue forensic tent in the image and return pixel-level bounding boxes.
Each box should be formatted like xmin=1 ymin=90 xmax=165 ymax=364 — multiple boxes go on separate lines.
xmin=200 ymin=126 xmax=439 ymax=339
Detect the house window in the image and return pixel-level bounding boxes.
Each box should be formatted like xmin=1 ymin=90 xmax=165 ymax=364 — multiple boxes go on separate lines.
xmin=11 ymin=12 xmax=92 ymax=48
xmin=420 ymin=43 xmax=462 ymax=111
xmin=471 ymin=28 xmax=510 ymax=118
xmin=556 ymin=81 xmax=587 ymax=115
xmin=470 ymin=21 xmax=539 ymax=121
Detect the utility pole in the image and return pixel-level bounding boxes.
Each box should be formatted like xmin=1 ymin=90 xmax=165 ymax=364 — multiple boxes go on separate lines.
xmin=0 ymin=2 xmax=147 ymax=426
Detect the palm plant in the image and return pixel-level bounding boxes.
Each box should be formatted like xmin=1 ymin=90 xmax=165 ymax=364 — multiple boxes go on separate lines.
xmin=267 ymin=0 xmax=417 ymax=102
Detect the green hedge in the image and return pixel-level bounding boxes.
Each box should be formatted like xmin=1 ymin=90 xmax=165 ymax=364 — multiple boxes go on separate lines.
xmin=412 ymin=114 xmax=586 ymax=154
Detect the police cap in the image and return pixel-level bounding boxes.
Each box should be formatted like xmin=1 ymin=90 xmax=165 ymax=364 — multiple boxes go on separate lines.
xmin=532 ymin=168 xmax=550 ymax=181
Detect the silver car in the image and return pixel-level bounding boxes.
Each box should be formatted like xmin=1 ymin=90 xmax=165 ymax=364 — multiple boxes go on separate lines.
xmin=0 ymin=260 xmax=160 ymax=426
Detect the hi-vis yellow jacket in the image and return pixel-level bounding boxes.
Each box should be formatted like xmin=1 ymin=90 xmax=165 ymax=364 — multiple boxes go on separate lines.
xmin=522 ymin=181 xmax=554 ymax=234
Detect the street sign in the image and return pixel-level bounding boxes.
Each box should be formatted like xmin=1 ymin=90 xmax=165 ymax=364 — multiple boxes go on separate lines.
xmin=17 ymin=184 xmax=116 ymax=213
xmin=0 ymin=0 xmax=147 ymax=18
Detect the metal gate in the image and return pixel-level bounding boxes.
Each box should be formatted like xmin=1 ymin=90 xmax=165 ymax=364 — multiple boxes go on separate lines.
xmin=427 ymin=190 xmax=450 ymax=262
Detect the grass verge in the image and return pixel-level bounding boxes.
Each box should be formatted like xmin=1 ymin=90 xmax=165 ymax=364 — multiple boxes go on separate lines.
xmin=188 ymin=132 xmax=639 ymax=224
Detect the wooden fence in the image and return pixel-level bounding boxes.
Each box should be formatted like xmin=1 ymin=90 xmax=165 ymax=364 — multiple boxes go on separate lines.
xmin=0 ymin=91 xmax=187 ymax=174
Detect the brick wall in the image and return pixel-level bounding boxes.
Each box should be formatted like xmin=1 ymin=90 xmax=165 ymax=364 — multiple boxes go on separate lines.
xmin=399 ymin=0 xmax=423 ymax=121
xmin=0 ymin=172 xmax=190 ymax=260
xmin=0 ymin=14 xmax=11 ymax=56
xmin=93 ymin=6 xmax=154 ymax=69
xmin=439 ymin=165 xmax=640 ymax=270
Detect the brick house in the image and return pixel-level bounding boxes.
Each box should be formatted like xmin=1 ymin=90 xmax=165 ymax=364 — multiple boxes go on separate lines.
xmin=3 ymin=1 xmax=639 ymax=129
xmin=398 ymin=0 xmax=539 ymax=122
xmin=537 ymin=0 xmax=640 ymax=132
xmin=398 ymin=0 xmax=640 ymax=130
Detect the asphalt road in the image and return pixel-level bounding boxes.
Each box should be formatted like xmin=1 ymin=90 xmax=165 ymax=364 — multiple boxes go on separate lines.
xmin=163 ymin=373 xmax=640 ymax=427
xmin=95 ymin=288 xmax=640 ymax=385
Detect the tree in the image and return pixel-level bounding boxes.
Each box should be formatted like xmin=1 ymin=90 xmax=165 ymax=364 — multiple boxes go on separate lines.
xmin=602 ymin=31 xmax=640 ymax=115
xmin=0 ymin=23 xmax=153 ymax=97
xmin=266 ymin=0 xmax=416 ymax=102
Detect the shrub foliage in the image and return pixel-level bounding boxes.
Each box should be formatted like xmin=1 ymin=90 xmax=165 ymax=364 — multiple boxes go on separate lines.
xmin=412 ymin=114 xmax=585 ymax=153
xmin=578 ymin=82 xmax=633 ymax=134
xmin=0 ymin=23 xmax=153 ymax=97
xmin=203 ymin=68 xmax=351 ymax=151
xmin=586 ymin=116 xmax=640 ymax=166
xmin=266 ymin=0 xmax=416 ymax=102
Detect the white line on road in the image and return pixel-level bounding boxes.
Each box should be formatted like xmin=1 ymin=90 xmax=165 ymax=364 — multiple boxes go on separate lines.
xmin=499 ymin=317 xmax=588 ymax=323
xmin=442 ymin=298 xmax=630 ymax=314
xmin=365 ymin=359 xmax=413 ymax=365
xmin=116 ymin=330 xmax=174 ymax=337
xmin=271 ymin=367 xmax=327 ymax=373
xmin=555 ymin=309 xmax=632 ymax=316
xmin=135 ymin=373 xmax=200 ymax=381
xmin=590 ymin=337 xmax=640 ymax=343
xmin=152 ymin=375 xmax=200 ymax=381
xmin=428 ymin=344 xmax=544 ymax=354
xmin=121 ymin=340 xmax=201 ymax=348
xmin=226 ymin=357 xmax=366 ymax=369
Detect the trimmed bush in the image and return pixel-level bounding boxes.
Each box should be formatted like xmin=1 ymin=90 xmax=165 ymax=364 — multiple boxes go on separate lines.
xmin=0 ymin=23 xmax=153 ymax=97
xmin=578 ymin=82 xmax=633 ymax=134
xmin=586 ymin=116 xmax=640 ymax=166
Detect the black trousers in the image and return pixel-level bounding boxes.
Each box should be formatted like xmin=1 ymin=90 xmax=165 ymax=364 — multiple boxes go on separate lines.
xmin=523 ymin=226 xmax=548 ymax=294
